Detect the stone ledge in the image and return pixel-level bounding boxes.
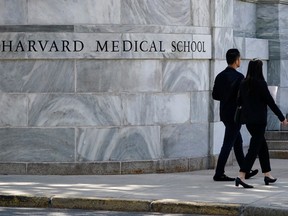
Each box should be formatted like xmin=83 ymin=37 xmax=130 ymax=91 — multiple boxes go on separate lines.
xmin=0 ymin=156 xmax=214 ymax=175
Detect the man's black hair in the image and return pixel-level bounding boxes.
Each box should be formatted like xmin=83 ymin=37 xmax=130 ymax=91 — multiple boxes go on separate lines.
xmin=226 ymin=49 xmax=240 ymax=65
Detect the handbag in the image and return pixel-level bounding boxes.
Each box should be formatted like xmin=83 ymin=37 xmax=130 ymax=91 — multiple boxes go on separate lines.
xmin=234 ymin=106 xmax=242 ymax=124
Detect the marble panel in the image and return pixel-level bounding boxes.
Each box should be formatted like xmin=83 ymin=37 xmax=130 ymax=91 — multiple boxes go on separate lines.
xmin=121 ymin=0 xmax=191 ymax=26
xmin=0 ymin=60 xmax=74 ymax=93
xmin=0 ymin=0 xmax=27 ymax=25
xmin=75 ymin=25 xmax=211 ymax=35
xmin=256 ymin=4 xmax=279 ymax=38
xmin=161 ymin=123 xmax=209 ymax=158
xmin=0 ymin=128 xmax=75 ymax=162
xmin=76 ymin=126 xmax=162 ymax=161
xmin=211 ymin=0 xmax=233 ymax=27
xmin=123 ymin=94 xmax=190 ymax=125
xmin=280 ymin=60 xmax=288 ymax=87
xmin=0 ymin=94 xmax=27 ymax=127
xmin=191 ymin=0 xmax=210 ymax=27
xmin=28 ymin=0 xmax=120 ymax=25
xmin=279 ymin=4 xmax=288 ymax=34
xmin=191 ymin=91 xmax=210 ymax=123
xmin=244 ymin=38 xmax=269 ymax=60
xmin=213 ymin=28 xmax=233 ymax=59
xmin=233 ymin=0 xmax=256 ymax=35
xmin=267 ymin=60 xmax=281 ymax=85
xmin=210 ymin=122 xmax=225 ymax=155
xmin=278 ymin=87 xmax=288 ymax=118
xmin=0 ymin=33 xmax=27 ymax=59
xmin=28 ymin=94 xmax=122 ymax=126
xmin=163 ymin=60 xmax=209 ymax=92
xmin=77 ymin=60 xmax=161 ymax=93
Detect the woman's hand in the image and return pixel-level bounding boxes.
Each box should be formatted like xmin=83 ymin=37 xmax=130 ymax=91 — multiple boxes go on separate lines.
xmin=281 ymin=118 xmax=288 ymax=125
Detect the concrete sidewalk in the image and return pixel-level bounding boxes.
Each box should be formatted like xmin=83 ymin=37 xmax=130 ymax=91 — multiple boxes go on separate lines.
xmin=0 ymin=159 xmax=287 ymax=216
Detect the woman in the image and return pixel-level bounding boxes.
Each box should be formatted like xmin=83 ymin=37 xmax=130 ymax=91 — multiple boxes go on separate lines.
xmin=235 ymin=58 xmax=288 ymax=188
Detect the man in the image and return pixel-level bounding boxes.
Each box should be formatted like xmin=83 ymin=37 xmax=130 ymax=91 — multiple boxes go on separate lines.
xmin=212 ymin=48 xmax=258 ymax=181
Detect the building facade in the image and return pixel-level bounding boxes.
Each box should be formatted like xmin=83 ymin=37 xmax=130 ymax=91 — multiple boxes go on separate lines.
xmin=0 ymin=0 xmax=287 ymax=174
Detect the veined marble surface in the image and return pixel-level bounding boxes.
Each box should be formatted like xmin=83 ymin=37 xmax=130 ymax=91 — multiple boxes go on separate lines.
xmin=213 ymin=28 xmax=233 ymax=59
xmin=28 ymin=94 xmax=122 ymax=127
xmin=0 ymin=60 xmax=74 ymax=93
xmin=121 ymin=0 xmax=191 ymax=26
xmin=28 ymin=0 xmax=120 ymax=25
xmin=233 ymin=0 xmax=256 ymax=37
xmin=163 ymin=60 xmax=209 ymax=92
xmin=123 ymin=94 xmax=190 ymax=125
xmin=77 ymin=60 xmax=161 ymax=93
xmin=0 ymin=0 xmax=26 ymax=25
xmin=0 ymin=128 xmax=75 ymax=162
xmin=0 ymin=94 xmax=27 ymax=127
xmin=191 ymin=0 xmax=210 ymax=27
xmin=161 ymin=123 xmax=209 ymax=158
xmin=77 ymin=126 xmax=162 ymax=161
xmin=191 ymin=91 xmax=210 ymax=123
xmin=211 ymin=0 xmax=233 ymax=27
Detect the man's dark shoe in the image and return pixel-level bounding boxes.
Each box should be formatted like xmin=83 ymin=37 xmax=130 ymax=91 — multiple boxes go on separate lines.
xmin=213 ymin=174 xmax=235 ymax=181
xmin=245 ymin=169 xmax=259 ymax=179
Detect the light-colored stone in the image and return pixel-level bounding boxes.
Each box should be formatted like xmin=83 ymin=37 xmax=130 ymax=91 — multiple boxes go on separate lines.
xmin=163 ymin=60 xmax=209 ymax=92
xmin=27 ymin=0 xmax=121 ymax=25
xmin=76 ymin=126 xmax=162 ymax=161
xmin=28 ymin=94 xmax=122 ymax=127
xmin=77 ymin=60 xmax=161 ymax=93
xmin=191 ymin=91 xmax=210 ymax=123
xmin=191 ymin=0 xmax=210 ymax=27
xmin=161 ymin=123 xmax=209 ymax=158
xmin=0 ymin=0 xmax=27 ymax=25
xmin=123 ymin=94 xmax=190 ymax=125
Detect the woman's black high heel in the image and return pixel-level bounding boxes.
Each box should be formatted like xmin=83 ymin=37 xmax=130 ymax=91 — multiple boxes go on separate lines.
xmin=264 ymin=176 xmax=277 ymax=185
xmin=235 ymin=177 xmax=254 ymax=188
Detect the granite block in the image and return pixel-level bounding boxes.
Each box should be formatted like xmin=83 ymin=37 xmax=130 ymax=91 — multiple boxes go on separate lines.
xmin=191 ymin=0 xmax=210 ymax=27
xmin=121 ymin=0 xmax=191 ymax=26
xmin=77 ymin=60 xmax=161 ymax=92
xmin=76 ymin=126 xmax=162 ymax=161
xmin=156 ymin=158 xmax=189 ymax=173
xmin=191 ymin=91 xmax=210 ymax=123
xmin=0 ymin=163 xmax=27 ymax=175
xmin=28 ymin=94 xmax=122 ymax=127
xmin=188 ymin=157 xmax=209 ymax=171
xmin=28 ymin=0 xmax=121 ymax=25
xmin=121 ymin=160 xmax=157 ymax=174
xmin=0 ymin=0 xmax=27 ymax=25
xmin=27 ymin=162 xmax=120 ymax=175
xmin=161 ymin=123 xmax=209 ymax=158
xmin=0 ymin=128 xmax=75 ymax=162
xmin=0 ymin=94 xmax=27 ymax=127
xmin=123 ymin=94 xmax=190 ymax=125
xmin=163 ymin=60 xmax=209 ymax=92
xmin=0 ymin=60 xmax=74 ymax=93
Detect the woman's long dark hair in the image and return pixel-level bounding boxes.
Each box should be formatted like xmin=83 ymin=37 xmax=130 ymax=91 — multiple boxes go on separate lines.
xmin=245 ymin=58 xmax=265 ymax=94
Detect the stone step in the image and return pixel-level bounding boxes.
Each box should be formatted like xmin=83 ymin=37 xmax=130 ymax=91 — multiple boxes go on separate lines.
xmin=265 ymin=131 xmax=288 ymax=140
xmin=267 ymin=140 xmax=288 ymax=150
xmin=269 ymin=150 xmax=288 ymax=159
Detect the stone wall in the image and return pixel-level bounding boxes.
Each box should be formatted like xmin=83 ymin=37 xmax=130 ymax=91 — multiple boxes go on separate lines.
xmin=0 ymin=0 xmax=273 ymax=175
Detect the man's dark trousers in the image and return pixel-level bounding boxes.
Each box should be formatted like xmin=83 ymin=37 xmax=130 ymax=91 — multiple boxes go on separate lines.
xmin=215 ymin=121 xmax=245 ymax=177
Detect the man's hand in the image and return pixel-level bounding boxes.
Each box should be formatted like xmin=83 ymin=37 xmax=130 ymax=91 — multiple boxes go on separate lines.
xmin=281 ymin=118 xmax=288 ymax=125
